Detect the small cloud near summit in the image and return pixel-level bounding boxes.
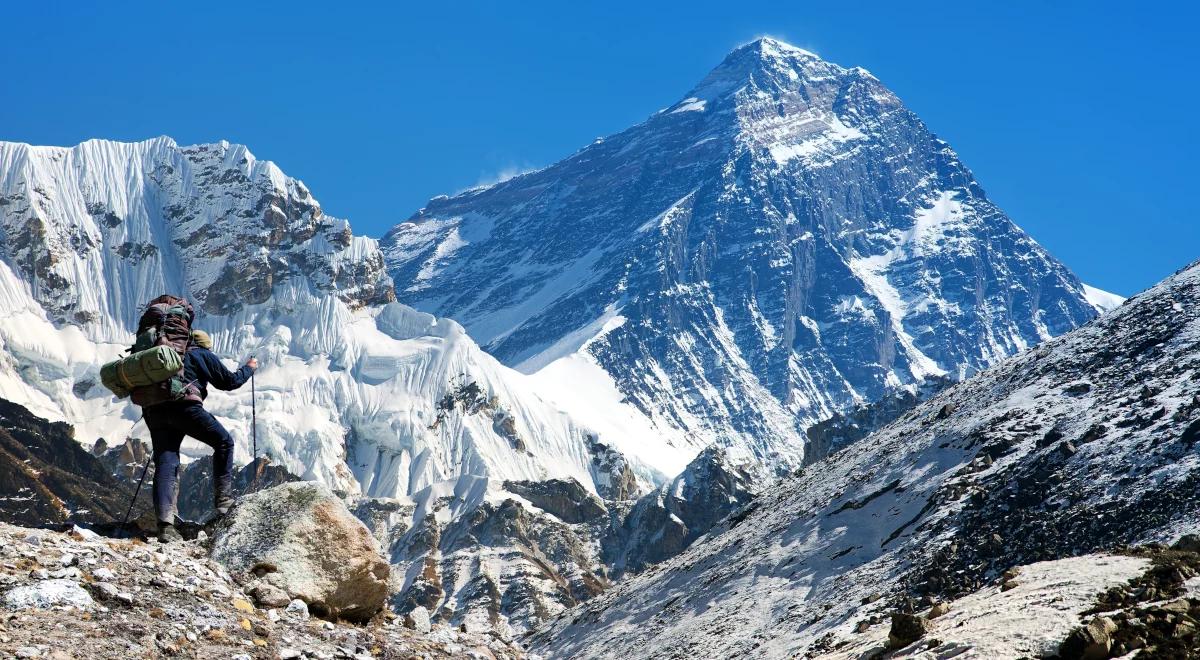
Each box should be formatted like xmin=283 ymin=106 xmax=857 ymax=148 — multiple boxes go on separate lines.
xmin=477 ymin=164 xmax=535 ymax=187
xmin=459 ymin=163 xmax=540 ymax=193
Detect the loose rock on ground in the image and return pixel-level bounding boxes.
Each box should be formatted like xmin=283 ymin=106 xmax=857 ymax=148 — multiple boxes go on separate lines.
xmin=0 ymin=521 xmax=522 ymax=658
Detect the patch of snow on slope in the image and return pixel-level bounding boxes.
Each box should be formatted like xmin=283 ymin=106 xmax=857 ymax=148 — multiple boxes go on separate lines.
xmin=842 ymin=192 xmax=975 ymax=380
xmin=635 ymin=190 xmax=698 ymax=235
xmin=463 ymin=246 xmax=609 ymax=355
xmin=757 ymin=36 xmax=820 ymax=60
xmin=671 ymin=98 xmax=707 ymax=113
xmin=524 ymin=307 xmax=693 ymax=477
xmin=910 ymin=190 xmax=967 ymax=256
xmin=846 ymin=254 xmax=945 ymax=380
xmin=1083 ymin=284 xmax=1125 ymax=313
xmin=767 ymin=114 xmax=865 ymax=164
xmin=829 ymin=554 xmax=1149 ymax=659
xmin=393 ymin=214 xmax=497 ymax=289
xmin=516 ymin=303 xmax=627 ymax=374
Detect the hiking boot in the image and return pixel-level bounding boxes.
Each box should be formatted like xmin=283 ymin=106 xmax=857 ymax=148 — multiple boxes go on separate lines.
xmin=214 ymin=496 xmax=235 ymax=518
xmin=157 ymin=522 xmax=183 ymax=544
xmin=214 ymin=475 xmax=235 ymax=517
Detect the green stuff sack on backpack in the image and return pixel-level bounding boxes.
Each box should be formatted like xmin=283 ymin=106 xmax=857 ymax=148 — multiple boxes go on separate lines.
xmin=100 ymin=345 xmax=184 ymax=398
xmin=100 ymin=295 xmax=202 ymax=405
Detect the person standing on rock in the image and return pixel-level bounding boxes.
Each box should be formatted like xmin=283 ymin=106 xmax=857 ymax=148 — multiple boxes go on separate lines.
xmin=146 ymin=328 xmax=257 ymax=543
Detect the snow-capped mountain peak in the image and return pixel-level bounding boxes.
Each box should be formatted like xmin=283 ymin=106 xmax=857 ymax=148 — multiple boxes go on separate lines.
xmin=382 ymin=40 xmax=1102 ymax=474
xmin=684 ymin=37 xmax=825 ymax=101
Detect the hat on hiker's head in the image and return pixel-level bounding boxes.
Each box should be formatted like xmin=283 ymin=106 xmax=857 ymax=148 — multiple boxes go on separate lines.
xmin=190 ymin=329 xmax=213 ymax=349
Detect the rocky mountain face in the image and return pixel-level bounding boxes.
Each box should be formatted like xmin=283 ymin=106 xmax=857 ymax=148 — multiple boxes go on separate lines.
xmin=803 ymin=375 xmax=951 ymax=463
xmin=383 ymin=37 xmax=1112 ymax=473
xmin=528 ymin=259 xmax=1200 ymax=658
xmin=602 ymin=446 xmax=757 ymax=579
xmin=0 ymin=397 xmax=136 ymax=528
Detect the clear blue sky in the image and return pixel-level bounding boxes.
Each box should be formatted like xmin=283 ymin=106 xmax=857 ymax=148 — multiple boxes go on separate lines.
xmin=3 ymin=2 xmax=1193 ymax=295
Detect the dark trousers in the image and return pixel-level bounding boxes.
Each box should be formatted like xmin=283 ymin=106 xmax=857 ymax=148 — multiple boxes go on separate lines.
xmin=144 ymin=402 xmax=235 ymax=523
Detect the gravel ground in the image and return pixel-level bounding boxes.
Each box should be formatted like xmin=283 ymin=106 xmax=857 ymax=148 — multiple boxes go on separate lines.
xmin=0 ymin=522 xmax=524 ymax=660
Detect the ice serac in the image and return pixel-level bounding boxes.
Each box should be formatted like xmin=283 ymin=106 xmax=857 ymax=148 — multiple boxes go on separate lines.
xmin=382 ymin=37 xmax=1100 ymax=470
xmin=0 ymin=137 xmax=391 ymax=340
xmin=528 ymin=258 xmax=1200 ymax=658
xmin=0 ymin=137 xmax=638 ymax=500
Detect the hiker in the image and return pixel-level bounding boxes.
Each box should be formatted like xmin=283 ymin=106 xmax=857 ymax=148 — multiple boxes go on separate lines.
xmin=145 ymin=328 xmax=257 ymax=542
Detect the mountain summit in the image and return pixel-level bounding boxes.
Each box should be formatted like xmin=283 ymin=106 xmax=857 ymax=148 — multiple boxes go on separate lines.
xmin=685 ymin=36 xmax=835 ymax=103
xmin=382 ymin=39 xmax=1113 ymax=472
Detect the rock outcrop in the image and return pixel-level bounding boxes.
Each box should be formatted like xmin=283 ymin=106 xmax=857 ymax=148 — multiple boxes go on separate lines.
xmin=209 ymin=482 xmax=390 ymax=622
xmin=603 ymin=446 xmax=758 ymax=578
xmin=376 ymin=478 xmax=612 ymax=637
xmin=503 ymin=478 xmax=608 ymax=525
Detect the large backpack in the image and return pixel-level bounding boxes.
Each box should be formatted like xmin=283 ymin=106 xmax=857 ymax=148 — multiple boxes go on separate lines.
xmin=126 ymin=295 xmax=202 ymax=407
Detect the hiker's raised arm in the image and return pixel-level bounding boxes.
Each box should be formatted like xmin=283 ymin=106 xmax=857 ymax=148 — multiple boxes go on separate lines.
xmin=198 ymin=348 xmax=253 ymax=391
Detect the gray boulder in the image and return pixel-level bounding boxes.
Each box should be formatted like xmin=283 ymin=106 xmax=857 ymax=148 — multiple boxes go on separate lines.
xmin=209 ymin=482 xmax=389 ymax=622
xmin=888 ymin=612 xmax=932 ymax=649
xmin=3 ymin=579 xmax=93 ymax=610
xmin=1059 ymin=616 xmax=1117 ymax=660
xmin=403 ymin=605 xmax=432 ymax=633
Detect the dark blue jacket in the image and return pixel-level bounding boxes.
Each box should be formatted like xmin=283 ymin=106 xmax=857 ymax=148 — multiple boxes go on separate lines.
xmin=183 ymin=347 xmax=253 ymax=401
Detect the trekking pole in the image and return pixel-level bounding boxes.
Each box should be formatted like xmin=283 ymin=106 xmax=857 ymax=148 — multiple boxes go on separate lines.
xmin=121 ymin=455 xmax=152 ymax=529
xmin=118 ymin=413 xmax=149 ymax=529
xmin=251 ymin=366 xmax=258 ymax=460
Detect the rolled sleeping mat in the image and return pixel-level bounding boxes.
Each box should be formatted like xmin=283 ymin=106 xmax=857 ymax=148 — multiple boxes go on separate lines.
xmin=100 ymin=345 xmax=184 ymax=398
